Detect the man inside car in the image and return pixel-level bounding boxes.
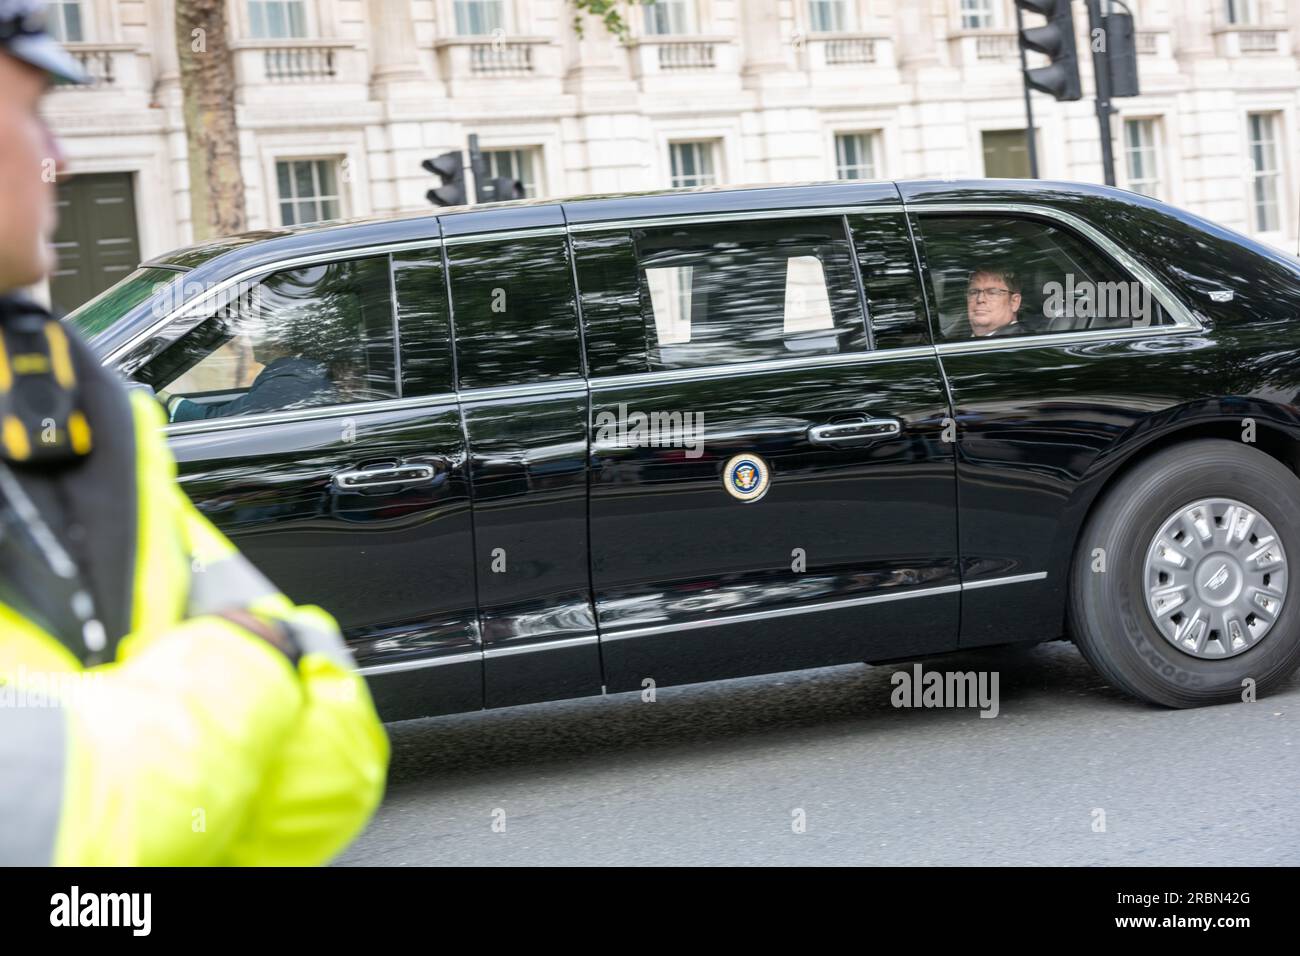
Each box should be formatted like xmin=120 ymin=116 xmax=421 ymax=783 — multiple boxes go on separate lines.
xmin=965 ymin=266 xmax=1027 ymax=338
xmin=158 ymin=331 xmax=337 ymax=422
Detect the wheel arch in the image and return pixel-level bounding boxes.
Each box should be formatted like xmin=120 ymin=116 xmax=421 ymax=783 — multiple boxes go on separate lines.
xmin=1051 ymin=400 xmax=1300 ymax=636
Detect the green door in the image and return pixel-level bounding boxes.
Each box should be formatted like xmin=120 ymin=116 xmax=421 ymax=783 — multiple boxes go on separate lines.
xmin=982 ymin=130 xmax=1032 ymax=179
xmin=50 ymin=172 xmax=142 ymax=311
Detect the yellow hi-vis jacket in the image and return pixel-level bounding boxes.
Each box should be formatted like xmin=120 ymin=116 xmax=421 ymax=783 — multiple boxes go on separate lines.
xmin=0 ymin=393 xmax=389 ymax=865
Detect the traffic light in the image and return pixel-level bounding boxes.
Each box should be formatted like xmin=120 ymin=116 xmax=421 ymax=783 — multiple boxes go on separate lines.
xmin=423 ymin=151 xmax=466 ymax=206
xmin=1016 ymin=0 xmax=1082 ymax=101
xmin=1105 ymin=6 xmax=1140 ymax=98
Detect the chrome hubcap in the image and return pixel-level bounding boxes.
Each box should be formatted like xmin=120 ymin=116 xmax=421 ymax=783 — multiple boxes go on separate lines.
xmin=1142 ymin=497 xmax=1287 ymax=659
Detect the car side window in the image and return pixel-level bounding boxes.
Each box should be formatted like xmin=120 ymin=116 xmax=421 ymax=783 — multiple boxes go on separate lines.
xmin=847 ymin=212 xmax=931 ymax=350
xmin=447 ymin=233 xmax=581 ymax=390
xmin=916 ymin=215 xmax=1172 ymax=341
xmin=631 ymin=217 xmax=866 ymax=371
xmin=140 ymin=255 xmax=397 ymax=421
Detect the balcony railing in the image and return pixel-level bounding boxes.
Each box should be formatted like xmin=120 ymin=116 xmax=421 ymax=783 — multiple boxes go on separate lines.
xmin=1212 ymin=25 xmax=1291 ymax=57
xmin=71 ymin=47 xmax=116 ymax=86
xmin=657 ymin=40 xmax=717 ymax=70
xmin=823 ymin=37 xmax=876 ymax=65
xmin=469 ymin=41 xmax=535 ymax=74
xmin=975 ymin=33 xmax=1019 ymax=60
xmin=434 ymin=36 xmax=556 ymax=89
xmin=1239 ymin=29 xmax=1280 ymax=52
xmin=263 ymin=45 xmax=337 ymax=81
xmin=56 ymin=43 xmax=142 ymax=89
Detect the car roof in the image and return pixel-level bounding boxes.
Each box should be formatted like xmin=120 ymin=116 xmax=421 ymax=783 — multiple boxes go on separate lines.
xmin=144 ymin=178 xmax=1153 ymax=276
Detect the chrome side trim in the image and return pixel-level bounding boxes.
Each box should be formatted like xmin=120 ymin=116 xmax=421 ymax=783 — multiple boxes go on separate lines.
xmin=458 ymin=378 xmax=588 ymax=403
xmin=482 ymin=634 xmax=600 ymax=659
xmin=358 ymin=650 xmax=482 ymax=676
xmin=591 ymin=344 xmax=937 ymax=391
xmin=935 ymin=323 xmax=1201 ymax=356
xmin=599 ymin=572 xmax=1047 ymax=642
xmin=443 ymin=226 xmax=568 ymax=245
xmin=600 ymin=583 xmax=964 ymax=642
xmin=164 ymin=390 xmax=459 ymax=436
xmin=568 ymin=204 xmax=906 ymax=234
xmin=910 ymin=202 xmax=1202 ymax=335
xmin=104 ymin=237 xmax=447 ymax=366
xmin=962 ymin=571 xmax=1048 ymax=590
xmin=360 ymin=573 xmax=1049 ymax=671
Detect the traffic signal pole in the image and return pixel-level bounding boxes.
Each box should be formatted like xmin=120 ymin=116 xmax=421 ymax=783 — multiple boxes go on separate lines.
xmin=1085 ymin=0 xmax=1117 ymax=186
xmin=1015 ymin=4 xmax=1041 ymax=179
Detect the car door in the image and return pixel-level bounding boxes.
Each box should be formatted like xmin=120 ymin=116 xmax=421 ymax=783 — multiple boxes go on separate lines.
xmin=123 ymin=246 xmax=481 ymax=721
xmin=571 ymin=200 xmax=961 ymax=692
xmin=440 ymin=208 xmax=601 ymax=708
xmin=907 ymin=196 xmax=1205 ymax=649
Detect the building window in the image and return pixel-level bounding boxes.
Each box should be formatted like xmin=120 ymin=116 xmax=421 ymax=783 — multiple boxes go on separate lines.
xmin=1226 ymin=0 xmax=1259 ymax=25
xmin=809 ymin=0 xmax=851 ymax=32
xmin=249 ymin=0 xmax=307 ymax=39
xmin=644 ymin=0 xmax=694 ymax=35
xmin=454 ymin=0 xmax=505 ymax=35
xmin=483 ymin=148 xmax=542 ymax=198
xmin=834 ymin=132 xmax=878 ymax=180
xmin=1247 ymin=112 xmax=1282 ymax=233
xmin=47 ymin=1 xmax=84 ymax=42
xmin=1123 ymin=118 xmax=1161 ymax=198
xmin=669 ymin=141 xmax=719 ymax=188
xmin=276 ymin=159 xmax=342 ymax=226
xmin=960 ymin=0 xmax=995 ymax=30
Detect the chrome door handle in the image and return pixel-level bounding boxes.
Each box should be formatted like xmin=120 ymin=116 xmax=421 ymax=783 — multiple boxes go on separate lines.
xmin=807 ymin=417 xmax=901 ymax=446
xmin=333 ymin=463 xmax=437 ymax=491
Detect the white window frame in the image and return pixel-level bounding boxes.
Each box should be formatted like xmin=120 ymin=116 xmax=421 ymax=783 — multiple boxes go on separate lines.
xmin=1246 ymin=112 xmax=1284 ymax=235
xmin=668 ymin=140 xmax=721 ymax=188
xmin=833 ymin=131 xmax=880 ymax=181
xmin=274 ymin=157 xmax=344 ymax=227
xmin=481 ymin=147 xmax=544 ymax=198
xmin=643 ymin=0 xmax=696 ymax=35
xmin=808 ymin=0 xmax=854 ymax=33
xmin=247 ymin=0 xmax=310 ymax=39
xmin=46 ymin=0 xmax=86 ymax=42
xmin=452 ymin=0 xmax=507 ymax=36
xmin=959 ymin=0 xmax=997 ymax=30
xmin=1122 ymin=117 xmax=1162 ymax=199
xmin=1225 ymin=0 xmax=1260 ymax=25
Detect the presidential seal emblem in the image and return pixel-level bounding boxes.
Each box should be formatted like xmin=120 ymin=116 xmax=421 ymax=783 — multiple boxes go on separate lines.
xmin=723 ymin=453 xmax=770 ymax=503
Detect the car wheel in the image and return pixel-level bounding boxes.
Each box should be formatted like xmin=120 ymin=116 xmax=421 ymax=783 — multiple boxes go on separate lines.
xmin=1069 ymin=438 xmax=1300 ymax=707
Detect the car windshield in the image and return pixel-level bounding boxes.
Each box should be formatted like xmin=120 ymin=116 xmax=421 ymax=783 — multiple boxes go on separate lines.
xmin=63 ymin=266 xmax=186 ymax=339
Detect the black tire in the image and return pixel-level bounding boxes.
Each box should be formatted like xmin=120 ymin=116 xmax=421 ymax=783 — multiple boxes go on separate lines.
xmin=1069 ymin=438 xmax=1300 ymax=707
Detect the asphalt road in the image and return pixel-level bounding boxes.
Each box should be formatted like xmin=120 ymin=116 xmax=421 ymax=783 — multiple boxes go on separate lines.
xmin=337 ymin=640 xmax=1300 ymax=866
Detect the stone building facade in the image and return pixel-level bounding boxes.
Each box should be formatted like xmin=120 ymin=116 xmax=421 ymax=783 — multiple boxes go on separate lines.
xmin=42 ymin=0 xmax=1300 ymax=307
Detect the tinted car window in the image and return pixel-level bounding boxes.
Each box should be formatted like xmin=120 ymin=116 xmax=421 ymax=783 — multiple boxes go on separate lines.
xmin=632 ymin=217 xmax=866 ymax=371
xmin=140 ymin=255 xmax=397 ymax=419
xmin=447 ymin=233 xmax=582 ymax=389
xmin=916 ymin=215 xmax=1172 ymax=341
xmin=848 ymin=213 xmax=931 ymax=350
xmin=573 ymin=231 xmax=647 ymax=378
xmin=391 ymin=248 xmax=455 ymax=395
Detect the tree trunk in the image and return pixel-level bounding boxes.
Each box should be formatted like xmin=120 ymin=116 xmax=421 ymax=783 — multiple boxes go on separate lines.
xmin=175 ymin=0 xmax=246 ymax=240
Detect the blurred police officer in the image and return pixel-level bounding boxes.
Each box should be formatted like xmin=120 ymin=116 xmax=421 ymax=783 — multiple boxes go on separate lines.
xmin=0 ymin=0 xmax=388 ymax=865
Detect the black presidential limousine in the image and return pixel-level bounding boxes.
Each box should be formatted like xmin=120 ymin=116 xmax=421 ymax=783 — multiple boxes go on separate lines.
xmin=68 ymin=179 xmax=1300 ymax=719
